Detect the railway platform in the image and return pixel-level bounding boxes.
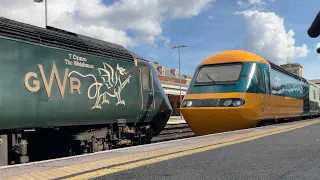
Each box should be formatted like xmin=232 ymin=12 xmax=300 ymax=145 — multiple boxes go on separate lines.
xmin=166 ymin=116 xmax=186 ymax=124
xmin=1 ymin=118 xmax=320 ymax=180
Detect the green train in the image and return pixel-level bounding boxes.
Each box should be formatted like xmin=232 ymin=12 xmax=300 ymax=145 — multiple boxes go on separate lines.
xmin=0 ymin=17 xmax=172 ymax=166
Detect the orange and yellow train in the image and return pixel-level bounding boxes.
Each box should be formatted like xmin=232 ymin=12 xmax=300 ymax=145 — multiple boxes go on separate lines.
xmin=179 ymin=50 xmax=320 ymax=136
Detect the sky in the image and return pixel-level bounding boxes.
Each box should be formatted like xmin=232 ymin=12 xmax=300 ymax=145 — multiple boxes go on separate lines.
xmin=0 ymin=0 xmax=319 ymax=79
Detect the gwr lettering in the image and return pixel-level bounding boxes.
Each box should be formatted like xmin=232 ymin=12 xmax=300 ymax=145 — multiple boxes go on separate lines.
xmin=69 ymin=77 xmax=81 ymax=94
xmin=24 ymin=72 xmax=40 ymax=92
xmin=38 ymin=63 xmax=68 ymax=98
xmin=24 ymin=62 xmax=81 ymax=99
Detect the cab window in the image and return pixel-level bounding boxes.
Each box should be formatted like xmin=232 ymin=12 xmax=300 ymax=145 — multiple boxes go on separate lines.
xmin=195 ymin=63 xmax=242 ymax=84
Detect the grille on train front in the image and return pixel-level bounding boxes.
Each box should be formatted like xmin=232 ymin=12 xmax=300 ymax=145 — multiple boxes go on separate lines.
xmin=194 ymin=99 xmax=221 ymax=107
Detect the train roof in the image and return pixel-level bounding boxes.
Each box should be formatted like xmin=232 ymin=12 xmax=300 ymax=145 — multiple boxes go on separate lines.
xmin=0 ymin=17 xmax=134 ymax=62
xmin=126 ymin=50 xmax=149 ymax=62
xmin=199 ymin=50 xmax=269 ymax=65
xmin=268 ymin=61 xmax=308 ymax=83
xmin=199 ymin=49 xmax=308 ymax=83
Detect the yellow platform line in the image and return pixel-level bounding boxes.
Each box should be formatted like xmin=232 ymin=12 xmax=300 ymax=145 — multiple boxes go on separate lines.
xmin=4 ymin=119 xmax=320 ymax=180
xmin=64 ymin=120 xmax=320 ymax=180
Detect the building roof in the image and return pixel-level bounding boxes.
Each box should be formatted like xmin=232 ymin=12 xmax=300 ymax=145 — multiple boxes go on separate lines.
xmin=150 ymin=62 xmax=187 ymax=80
xmin=162 ymin=81 xmax=189 ymax=87
xmin=280 ymin=63 xmax=303 ymax=68
xmin=310 ymin=79 xmax=320 ymax=84
xmin=183 ymin=75 xmax=192 ymax=79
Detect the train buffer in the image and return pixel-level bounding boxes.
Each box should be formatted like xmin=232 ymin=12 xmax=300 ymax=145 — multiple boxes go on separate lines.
xmin=1 ymin=118 xmax=320 ymax=179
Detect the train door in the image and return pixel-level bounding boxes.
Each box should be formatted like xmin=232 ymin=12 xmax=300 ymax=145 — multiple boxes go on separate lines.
xmin=256 ymin=64 xmax=271 ymax=120
xmin=263 ymin=66 xmax=272 ymax=118
xmin=138 ymin=64 xmax=155 ymax=121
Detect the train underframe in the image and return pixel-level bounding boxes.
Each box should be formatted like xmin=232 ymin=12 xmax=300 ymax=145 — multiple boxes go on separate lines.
xmin=0 ymin=120 xmax=154 ymax=166
xmin=256 ymin=113 xmax=320 ymax=127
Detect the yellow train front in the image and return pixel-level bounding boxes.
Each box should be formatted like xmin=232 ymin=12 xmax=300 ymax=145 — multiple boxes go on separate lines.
xmin=180 ymin=50 xmax=319 ymax=136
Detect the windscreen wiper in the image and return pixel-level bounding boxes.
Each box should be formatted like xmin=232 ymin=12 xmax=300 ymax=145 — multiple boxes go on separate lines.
xmin=204 ymin=72 xmax=216 ymax=84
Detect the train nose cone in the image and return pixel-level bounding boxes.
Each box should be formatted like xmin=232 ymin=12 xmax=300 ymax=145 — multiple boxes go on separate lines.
xmin=180 ymin=107 xmax=258 ymax=136
xmin=151 ymin=99 xmax=172 ymax=136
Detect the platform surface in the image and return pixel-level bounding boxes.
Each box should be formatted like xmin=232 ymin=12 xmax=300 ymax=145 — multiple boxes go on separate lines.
xmin=166 ymin=116 xmax=186 ymax=124
xmin=94 ymin=121 xmax=320 ymax=180
xmin=1 ymin=119 xmax=320 ymax=180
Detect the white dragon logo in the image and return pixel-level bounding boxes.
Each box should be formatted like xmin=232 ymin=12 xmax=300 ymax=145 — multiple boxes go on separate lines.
xmin=68 ymin=62 xmax=132 ymax=109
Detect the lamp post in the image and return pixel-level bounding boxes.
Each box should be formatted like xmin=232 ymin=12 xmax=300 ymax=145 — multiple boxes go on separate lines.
xmin=34 ymin=0 xmax=47 ymax=28
xmin=171 ymin=45 xmax=187 ymax=118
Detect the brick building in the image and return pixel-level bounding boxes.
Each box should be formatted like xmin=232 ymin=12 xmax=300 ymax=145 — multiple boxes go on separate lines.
xmin=280 ymin=63 xmax=303 ymax=77
xmin=151 ymin=62 xmax=191 ymax=116
xmin=310 ymin=79 xmax=320 ymax=85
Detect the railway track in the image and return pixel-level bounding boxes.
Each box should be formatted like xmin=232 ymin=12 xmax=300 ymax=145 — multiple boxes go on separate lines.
xmin=152 ymin=123 xmax=195 ymax=143
xmin=151 ymin=116 xmax=320 ymax=144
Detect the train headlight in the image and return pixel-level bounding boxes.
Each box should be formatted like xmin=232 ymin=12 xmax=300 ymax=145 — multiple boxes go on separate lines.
xmin=223 ymin=99 xmax=232 ymax=106
xmin=221 ymin=98 xmax=245 ymax=107
xmin=232 ymin=99 xmax=244 ymax=107
xmin=181 ymin=101 xmax=187 ymax=107
xmin=186 ymin=101 xmax=193 ymax=107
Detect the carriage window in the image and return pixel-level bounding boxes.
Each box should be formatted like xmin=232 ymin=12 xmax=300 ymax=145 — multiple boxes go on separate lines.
xmin=195 ymin=63 xmax=242 ymax=84
xmin=141 ymin=66 xmax=151 ymax=91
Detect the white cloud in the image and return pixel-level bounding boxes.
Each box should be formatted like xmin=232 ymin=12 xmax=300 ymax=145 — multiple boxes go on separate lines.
xmin=235 ymin=10 xmax=309 ymax=65
xmin=237 ymin=0 xmax=274 ymax=8
xmin=160 ymin=0 xmax=214 ymax=18
xmin=0 ymin=0 xmax=215 ymax=48
xmin=237 ymin=1 xmax=247 ymax=8
xmin=159 ymin=36 xmax=171 ymax=48
xmin=248 ymin=0 xmax=264 ymax=5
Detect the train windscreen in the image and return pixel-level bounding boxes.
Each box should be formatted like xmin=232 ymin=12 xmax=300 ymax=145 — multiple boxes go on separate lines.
xmin=195 ymin=63 xmax=242 ymax=84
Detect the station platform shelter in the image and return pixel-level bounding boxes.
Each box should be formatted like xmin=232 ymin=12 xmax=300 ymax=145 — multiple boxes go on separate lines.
xmin=162 ymin=84 xmax=188 ymax=116
xmin=150 ymin=62 xmax=191 ymax=116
